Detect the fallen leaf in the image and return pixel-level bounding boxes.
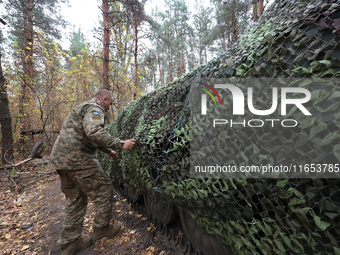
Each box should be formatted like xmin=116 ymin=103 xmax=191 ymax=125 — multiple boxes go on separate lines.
xmin=21 ymin=244 xmax=29 ymax=251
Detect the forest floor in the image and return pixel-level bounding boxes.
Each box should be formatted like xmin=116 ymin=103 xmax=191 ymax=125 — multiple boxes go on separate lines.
xmin=0 ymin=160 xmax=183 ymax=255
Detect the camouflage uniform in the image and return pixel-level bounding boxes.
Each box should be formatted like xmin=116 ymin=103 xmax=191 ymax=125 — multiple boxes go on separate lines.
xmin=49 ymin=98 xmax=124 ymax=246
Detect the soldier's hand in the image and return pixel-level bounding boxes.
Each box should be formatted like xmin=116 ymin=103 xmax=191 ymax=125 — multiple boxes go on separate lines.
xmin=123 ymin=139 xmax=136 ymax=150
xmin=108 ymin=150 xmax=119 ymax=159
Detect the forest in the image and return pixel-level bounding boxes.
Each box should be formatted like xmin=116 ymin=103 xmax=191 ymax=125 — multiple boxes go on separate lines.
xmin=0 ymin=0 xmax=265 ymax=167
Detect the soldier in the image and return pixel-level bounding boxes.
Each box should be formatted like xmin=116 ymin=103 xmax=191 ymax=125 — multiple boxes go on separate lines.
xmin=49 ymin=89 xmax=136 ymax=255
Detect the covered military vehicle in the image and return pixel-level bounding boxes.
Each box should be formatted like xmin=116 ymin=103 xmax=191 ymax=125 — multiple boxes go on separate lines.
xmin=101 ymin=0 xmax=340 ymax=254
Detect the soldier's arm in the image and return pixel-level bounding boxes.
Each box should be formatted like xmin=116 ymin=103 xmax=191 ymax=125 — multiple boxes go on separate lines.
xmin=83 ymin=106 xmax=124 ymax=150
xmin=97 ymin=147 xmax=112 ymax=154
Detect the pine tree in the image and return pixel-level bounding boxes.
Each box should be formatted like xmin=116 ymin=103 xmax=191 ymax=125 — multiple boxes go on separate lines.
xmin=103 ymin=0 xmax=110 ymax=89
xmin=192 ymin=1 xmax=214 ymax=65
xmin=211 ymin=0 xmax=251 ymax=50
xmin=4 ymin=0 xmax=67 ymax=154
xmin=148 ymin=0 xmax=192 ymax=83
xmin=69 ymin=28 xmax=87 ymax=57
xmin=96 ymin=0 xmax=146 ymax=104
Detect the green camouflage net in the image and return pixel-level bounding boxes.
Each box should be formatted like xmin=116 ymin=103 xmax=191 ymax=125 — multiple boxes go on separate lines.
xmin=100 ymin=0 xmax=340 ymax=254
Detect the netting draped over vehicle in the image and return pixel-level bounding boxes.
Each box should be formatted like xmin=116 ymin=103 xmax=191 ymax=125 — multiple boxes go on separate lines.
xmin=100 ymin=0 xmax=340 ymax=254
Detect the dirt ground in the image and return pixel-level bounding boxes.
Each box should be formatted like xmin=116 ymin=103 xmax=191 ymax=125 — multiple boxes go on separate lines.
xmin=0 ymin=161 xmax=183 ymax=255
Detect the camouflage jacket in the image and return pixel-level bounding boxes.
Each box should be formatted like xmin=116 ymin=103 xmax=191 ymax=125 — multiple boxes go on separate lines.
xmin=49 ymin=98 xmax=124 ymax=170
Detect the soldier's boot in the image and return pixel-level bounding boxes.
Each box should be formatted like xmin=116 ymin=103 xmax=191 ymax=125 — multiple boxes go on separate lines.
xmin=91 ymin=223 xmax=121 ymax=241
xmin=60 ymin=235 xmax=92 ymax=255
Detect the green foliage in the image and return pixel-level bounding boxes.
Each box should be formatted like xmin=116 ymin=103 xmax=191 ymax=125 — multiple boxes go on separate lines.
xmin=69 ymin=28 xmax=87 ymax=57
xmin=4 ymin=0 xmax=68 ymax=49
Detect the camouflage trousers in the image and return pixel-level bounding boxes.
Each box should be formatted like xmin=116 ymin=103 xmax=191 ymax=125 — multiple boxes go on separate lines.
xmin=57 ymin=166 xmax=114 ymax=245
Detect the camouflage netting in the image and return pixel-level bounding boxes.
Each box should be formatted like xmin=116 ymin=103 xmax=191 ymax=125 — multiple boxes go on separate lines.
xmin=100 ymin=0 xmax=340 ymax=254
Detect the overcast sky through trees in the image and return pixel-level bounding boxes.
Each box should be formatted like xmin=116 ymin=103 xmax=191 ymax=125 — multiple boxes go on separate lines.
xmin=60 ymin=0 xmax=208 ymax=49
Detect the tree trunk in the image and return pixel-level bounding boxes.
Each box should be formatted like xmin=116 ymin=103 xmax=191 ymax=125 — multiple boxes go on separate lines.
xmin=134 ymin=25 xmax=138 ymax=99
xmin=226 ymin=29 xmax=230 ymax=49
xmin=177 ymin=55 xmax=181 ymax=78
xmin=103 ymin=0 xmax=110 ymax=89
xmin=253 ymin=0 xmax=264 ymax=21
xmin=199 ymin=44 xmax=203 ymax=65
xmin=177 ymin=29 xmax=182 ymax=77
xmin=169 ymin=54 xmax=173 ymax=82
xmin=0 ymin=53 xmax=14 ymax=165
xmin=169 ymin=3 xmax=173 ymax=82
xmin=257 ymin=0 xmax=264 ymax=19
xmin=231 ymin=0 xmax=238 ymax=43
xmin=253 ymin=0 xmax=258 ymax=21
xmin=19 ymin=0 xmax=34 ymax=153
xmin=157 ymin=51 xmax=163 ymax=86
